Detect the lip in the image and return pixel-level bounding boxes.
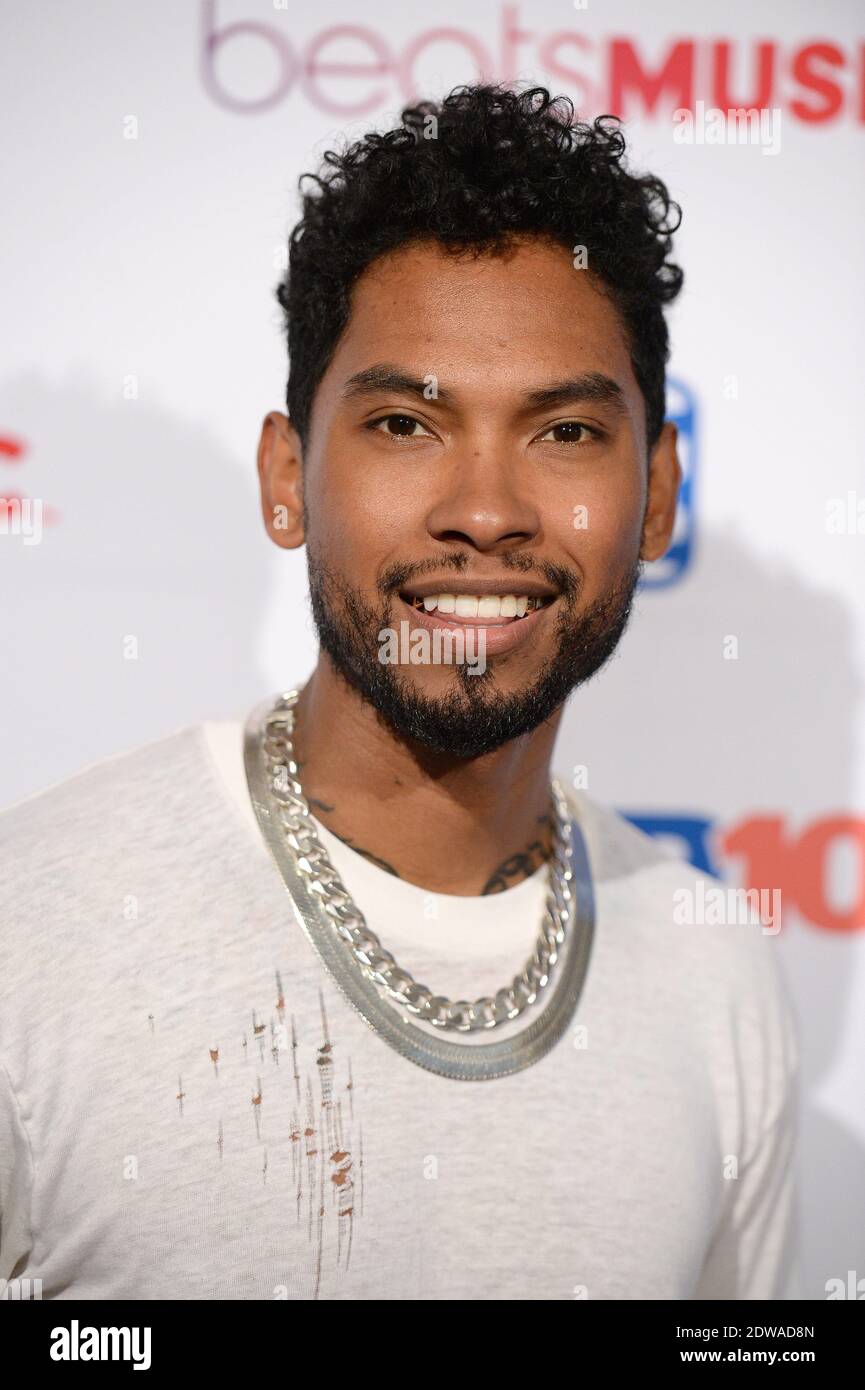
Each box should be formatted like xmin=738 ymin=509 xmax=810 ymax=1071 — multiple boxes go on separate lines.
xmin=396 ymin=594 xmax=554 ymax=656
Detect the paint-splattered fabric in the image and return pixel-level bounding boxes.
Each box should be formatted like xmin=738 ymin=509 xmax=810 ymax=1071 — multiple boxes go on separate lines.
xmin=0 ymin=720 xmax=801 ymax=1300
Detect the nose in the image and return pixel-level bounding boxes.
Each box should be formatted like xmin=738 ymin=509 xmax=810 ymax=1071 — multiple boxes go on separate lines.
xmin=424 ymin=446 xmax=541 ymax=554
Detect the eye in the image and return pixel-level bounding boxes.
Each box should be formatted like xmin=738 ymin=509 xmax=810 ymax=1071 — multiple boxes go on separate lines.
xmin=535 ymin=421 xmax=599 ymax=446
xmin=368 ymin=413 xmax=434 ymax=439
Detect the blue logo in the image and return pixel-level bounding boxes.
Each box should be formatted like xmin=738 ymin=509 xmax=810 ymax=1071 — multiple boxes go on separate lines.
xmin=622 ymin=812 xmax=718 ymax=876
xmin=641 ymin=376 xmax=697 ymax=588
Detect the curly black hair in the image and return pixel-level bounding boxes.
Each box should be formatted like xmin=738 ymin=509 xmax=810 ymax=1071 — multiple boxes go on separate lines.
xmin=276 ymin=84 xmax=683 ymax=450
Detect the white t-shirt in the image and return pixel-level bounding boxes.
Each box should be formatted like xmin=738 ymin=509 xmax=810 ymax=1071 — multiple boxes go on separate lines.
xmin=0 ymin=714 xmax=802 ymax=1300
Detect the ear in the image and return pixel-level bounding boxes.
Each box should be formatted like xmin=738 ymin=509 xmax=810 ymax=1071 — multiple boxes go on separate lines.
xmin=640 ymin=420 xmax=681 ymax=562
xmin=257 ymin=411 xmax=305 ymax=549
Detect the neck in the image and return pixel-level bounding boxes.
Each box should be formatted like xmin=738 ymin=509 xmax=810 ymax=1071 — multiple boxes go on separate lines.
xmin=290 ymin=658 xmax=563 ymax=896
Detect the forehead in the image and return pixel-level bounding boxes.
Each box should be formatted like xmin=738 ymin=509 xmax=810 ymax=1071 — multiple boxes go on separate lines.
xmin=319 ymin=236 xmax=638 ymax=408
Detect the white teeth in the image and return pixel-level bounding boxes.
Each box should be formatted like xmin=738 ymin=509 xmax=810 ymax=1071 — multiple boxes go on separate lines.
xmin=407 ymin=592 xmax=546 ymax=618
xmin=477 ymin=596 xmax=501 ymax=618
xmin=454 ymin=595 xmax=479 ymax=617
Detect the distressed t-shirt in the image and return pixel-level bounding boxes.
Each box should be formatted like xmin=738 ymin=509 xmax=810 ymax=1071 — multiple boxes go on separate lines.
xmin=0 ymin=714 xmax=801 ymax=1300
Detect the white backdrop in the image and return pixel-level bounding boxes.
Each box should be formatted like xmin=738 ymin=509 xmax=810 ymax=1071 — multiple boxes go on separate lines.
xmin=2 ymin=0 xmax=863 ymax=1300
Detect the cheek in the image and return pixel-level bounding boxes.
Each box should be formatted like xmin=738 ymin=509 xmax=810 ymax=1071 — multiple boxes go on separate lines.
xmin=307 ymin=445 xmax=419 ymax=576
xmin=304 ymin=445 xmax=362 ymax=547
xmin=554 ymin=475 xmax=645 ymax=582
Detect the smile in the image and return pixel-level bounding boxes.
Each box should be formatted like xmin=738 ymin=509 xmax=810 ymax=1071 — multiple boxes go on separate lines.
xmin=401 ymin=592 xmax=552 ymax=624
xmin=397 ymin=589 xmax=557 ymax=657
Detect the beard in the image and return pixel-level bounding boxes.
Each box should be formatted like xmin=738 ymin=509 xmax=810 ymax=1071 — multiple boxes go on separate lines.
xmin=306 ymin=549 xmax=644 ymax=760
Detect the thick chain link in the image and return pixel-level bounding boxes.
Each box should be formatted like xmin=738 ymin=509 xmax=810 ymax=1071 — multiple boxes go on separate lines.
xmin=261 ymin=690 xmax=575 ymax=1033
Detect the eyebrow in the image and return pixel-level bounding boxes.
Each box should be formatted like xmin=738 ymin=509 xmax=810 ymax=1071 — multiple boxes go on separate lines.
xmin=341 ymin=365 xmax=456 ymax=406
xmin=340 ymin=364 xmax=625 ymax=415
xmin=522 ymin=373 xmax=625 ymax=414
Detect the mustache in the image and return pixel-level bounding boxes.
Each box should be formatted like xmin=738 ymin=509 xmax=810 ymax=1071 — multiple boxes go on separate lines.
xmin=378 ymin=555 xmax=581 ymax=602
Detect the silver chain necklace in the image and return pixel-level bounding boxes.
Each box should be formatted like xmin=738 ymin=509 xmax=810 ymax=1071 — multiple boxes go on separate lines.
xmin=244 ymin=690 xmax=596 ymax=1080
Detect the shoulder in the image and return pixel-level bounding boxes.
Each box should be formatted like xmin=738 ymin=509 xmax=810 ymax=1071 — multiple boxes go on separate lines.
xmin=565 ymin=785 xmax=799 ymax=1055
xmin=0 ymin=725 xmax=238 ymax=933
xmin=564 ymin=784 xmax=682 ymax=883
xmin=2 ymin=725 xmax=209 ymax=853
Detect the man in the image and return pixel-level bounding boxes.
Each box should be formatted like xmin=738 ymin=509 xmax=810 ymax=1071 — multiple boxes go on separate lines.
xmin=0 ymin=85 xmax=799 ymax=1300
